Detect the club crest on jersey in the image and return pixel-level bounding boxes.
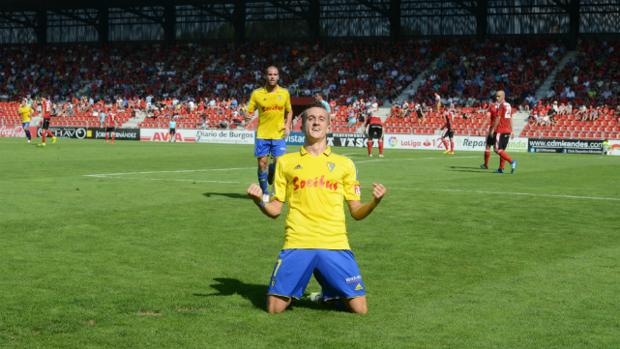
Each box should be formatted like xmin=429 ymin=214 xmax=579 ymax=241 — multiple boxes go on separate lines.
xmin=294 ymin=164 xmax=303 ymax=170
xmin=327 ymin=162 xmax=335 ymax=172
xmin=278 ymin=95 xmax=282 ymax=100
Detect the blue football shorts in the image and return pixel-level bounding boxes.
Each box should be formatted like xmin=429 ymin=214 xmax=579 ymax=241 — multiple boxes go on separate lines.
xmin=22 ymin=122 xmax=30 ymax=129
xmin=267 ymin=249 xmax=366 ymax=301
xmin=254 ymin=138 xmax=287 ymax=158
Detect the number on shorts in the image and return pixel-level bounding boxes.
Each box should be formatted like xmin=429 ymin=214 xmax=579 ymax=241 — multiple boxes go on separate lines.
xmin=271 ymin=259 xmax=282 ymax=287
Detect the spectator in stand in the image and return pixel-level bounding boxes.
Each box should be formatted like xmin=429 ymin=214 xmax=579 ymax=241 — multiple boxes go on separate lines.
xmin=314 ymin=93 xmax=331 ymax=113
xmin=576 ymin=105 xmax=587 ymax=120
xmin=347 ymin=112 xmax=357 ymax=127
xmin=434 ymin=93 xmax=442 ymax=112
xmin=551 ymin=101 xmax=559 ymax=115
xmin=415 ymin=103 xmax=424 ymax=119
xmin=97 ymin=109 xmax=106 ymax=127
xmin=218 ymin=118 xmax=229 ymax=129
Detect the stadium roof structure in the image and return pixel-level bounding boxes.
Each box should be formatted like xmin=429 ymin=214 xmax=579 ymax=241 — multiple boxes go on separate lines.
xmin=0 ymin=0 xmax=618 ymax=45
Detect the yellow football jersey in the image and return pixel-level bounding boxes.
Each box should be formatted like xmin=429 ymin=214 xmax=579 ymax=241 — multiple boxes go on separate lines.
xmin=247 ymin=86 xmax=291 ymax=140
xmin=18 ymin=105 xmax=33 ymax=123
xmin=273 ymin=146 xmax=361 ymax=250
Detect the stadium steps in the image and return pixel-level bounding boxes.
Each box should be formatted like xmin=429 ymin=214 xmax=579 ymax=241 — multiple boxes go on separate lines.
xmin=512 ymin=111 xmax=531 ymax=137
xmin=535 ymin=50 xmax=577 ymax=100
xmin=122 ymin=110 xmax=147 ymax=128
xmin=377 ymin=107 xmax=392 ymax=122
xmin=393 ymin=52 xmax=446 ymax=106
xmin=305 ymin=53 xmax=331 ymax=81
xmin=175 ymin=58 xmax=222 ymax=96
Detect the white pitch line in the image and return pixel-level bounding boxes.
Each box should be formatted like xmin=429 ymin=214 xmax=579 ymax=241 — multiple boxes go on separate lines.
xmin=89 ymin=176 xmax=239 ymax=184
xmin=138 ymin=178 xmax=240 ymax=184
xmin=84 ymin=167 xmax=254 ymax=177
xmin=81 ymin=159 xmax=619 ymax=201
xmin=355 ymin=155 xmax=478 ymax=164
xmin=84 ymin=154 xmax=472 ymax=177
xmin=395 ymin=187 xmax=620 ymax=202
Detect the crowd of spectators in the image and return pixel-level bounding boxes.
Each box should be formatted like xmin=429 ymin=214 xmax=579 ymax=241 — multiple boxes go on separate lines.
xmin=414 ymin=38 xmax=565 ymax=107
xmin=139 ymin=97 xmax=247 ymax=129
xmin=385 ymin=104 xmax=492 ymax=135
xmin=0 ymin=42 xmax=325 ymax=103
xmin=305 ymin=39 xmax=440 ymax=105
xmin=0 ymin=38 xmax=618 ymax=137
xmin=527 ymin=101 xmax=620 ymax=126
xmin=547 ymin=39 xmax=619 ymax=107
xmin=521 ymin=100 xmax=619 ymax=139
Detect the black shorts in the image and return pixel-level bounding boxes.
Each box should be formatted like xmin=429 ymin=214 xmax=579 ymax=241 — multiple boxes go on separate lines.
xmin=442 ymin=129 xmax=454 ymax=138
xmin=42 ymin=118 xmax=50 ymax=130
xmin=106 ymin=126 xmax=115 ymax=132
xmin=486 ymin=132 xmax=497 ymax=146
xmin=368 ymin=124 xmax=383 ymax=139
xmin=169 ymin=128 xmax=176 ymax=134
xmin=496 ymin=133 xmax=510 ymax=150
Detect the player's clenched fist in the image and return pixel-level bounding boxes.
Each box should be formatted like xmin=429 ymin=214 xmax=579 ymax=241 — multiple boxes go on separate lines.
xmin=247 ymin=183 xmax=263 ymax=202
xmin=372 ymin=183 xmax=387 ymax=202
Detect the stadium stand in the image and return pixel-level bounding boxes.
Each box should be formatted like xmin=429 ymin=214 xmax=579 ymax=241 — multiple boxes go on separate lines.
xmin=548 ymin=39 xmax=619 ymax=107
xmin=0 ymin=38 xmax=618 ymax=139
xmin=306 ymin=39 xmax=440 ymax=105
xmin=414 ymin=38 xmax=566 ymax=106
xmin=385 ymin=105 xmax=491 ymax=135
xmin=520 ymin=102 xmax=619 ymax=139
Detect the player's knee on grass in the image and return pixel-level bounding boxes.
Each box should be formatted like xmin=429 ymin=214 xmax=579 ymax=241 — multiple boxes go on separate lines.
xmin=267 ymin=295 xmax=291 ymax=314
xmin=346 ymin=296 xmax=368 ymax=314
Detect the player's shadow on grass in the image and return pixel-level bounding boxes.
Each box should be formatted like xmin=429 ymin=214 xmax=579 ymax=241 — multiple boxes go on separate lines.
xmin=193 ymin=278 xmax=267 ymax=309
xmin=449 ymin=166 xmax=485 ymax=169
xmin=202 ymin=192 xmax=248 ymax=199
xmin=448 ymin=166 xmax=495 ymax=174
xmin=193 ymin=277 xmax=341 ymax=312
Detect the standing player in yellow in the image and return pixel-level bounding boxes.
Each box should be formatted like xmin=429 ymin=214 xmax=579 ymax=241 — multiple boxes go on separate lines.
xmin=18 ymin=98 xmax=34 ymax=143
xmin=247 ymin=103 xmax=387 ymax=314
xmin=247 ymin=66 xmax=292 ymax=200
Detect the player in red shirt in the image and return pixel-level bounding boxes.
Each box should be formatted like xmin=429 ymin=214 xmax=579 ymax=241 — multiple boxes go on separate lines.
xmin=481 ymin=100 xmax=498 ymax=168
xmin=440 ymin=105 xmax=455 ymax=155
xmin=105 ymin=110 xmax=116 ymax=144
xmin=39 ymin=97 xmax=57 ymax=146
xmin=365 ymin=103 xmax=384 ymax=158
xmin=491 ymin=91 xmax=517 ymax=174
xmin=434 ymin=93 xmax=442 ymax=112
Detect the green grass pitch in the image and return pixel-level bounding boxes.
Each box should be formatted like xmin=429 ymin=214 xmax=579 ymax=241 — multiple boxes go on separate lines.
xmin=1 ymin=137 xmax=619 ymax=349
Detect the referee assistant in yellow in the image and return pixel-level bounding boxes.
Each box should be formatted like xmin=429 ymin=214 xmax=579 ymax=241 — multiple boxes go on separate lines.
xmin=247 ymin=102 xmax=387 ymax=314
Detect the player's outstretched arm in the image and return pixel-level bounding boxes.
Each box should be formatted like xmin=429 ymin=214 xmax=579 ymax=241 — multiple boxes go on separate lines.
xmin=247 ymin=183 xmax=283 ymax=219
xmin=347 ymin=183 xmax=387 ymax=221
xmin=284 ymin=110 xmax=293 ymax=136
